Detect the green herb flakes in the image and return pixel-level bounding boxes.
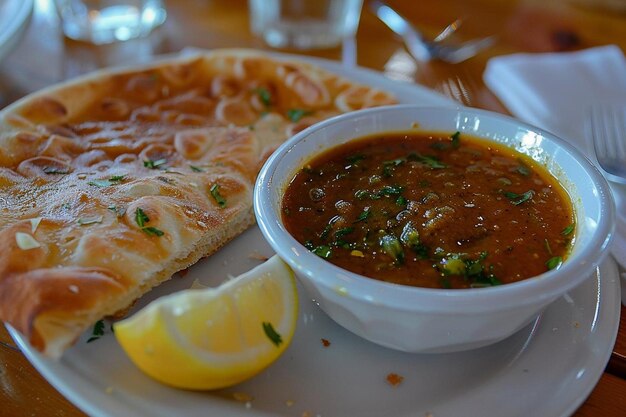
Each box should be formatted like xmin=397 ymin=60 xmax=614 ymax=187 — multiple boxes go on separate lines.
xmin=408 ymin=152 xmax=447 ymax=169
xmin=546 ymin=256 xmax=562 ymax=270
xmin=355 ymin=207 xmax=371 ymax=222
xmin=142 ymin=226 xmax=165 ymax=237
xmin=87 ymin=320 xmax=105 ymax=343
xmin=262 ymin=322 xmax=282 ymax=347
xmin=379 ymin=234 xmax=404 ymax=265
xmin=143 ymin=158 xmax=167 ymax=169
xmin=135 ymin=207 xmax=149 ymax=227
xmin=378 ymin=185 xmax=404 ymax=197
xmin=561 ymin=224 xmax=575 ymax=236
xmin=346 ymin=154 xmax=365 ymax=165
xmin=312 ymin=245 xmax=332 ymax=259
xmin=287 ymin=108 xmax=311 ymax=122
xmin=400 ymin=222 xmax=420 ymax=248
xmin=504 ymin=190 xmax=534 ymax=206
xmin=87 ymin=175 xmax=126 ymax=187
xmin=189 ymin=165 xmax=204 ymax=172
xmin=334 ymin=227 xmax=354 ymax=239
xmin=254 ymin=87 xmax=272 ymax=107
xmin=210 ymin=183 xmax=227 ymax=208
xmin=134 ymin=208 xmax=164 ymax=237
xmin=451 ymin=131 xmax=461 ymax=148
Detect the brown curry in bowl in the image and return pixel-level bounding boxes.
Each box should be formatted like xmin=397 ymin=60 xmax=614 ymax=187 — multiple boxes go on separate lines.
xmin=281 ymin=131 xmax=575 ymax=289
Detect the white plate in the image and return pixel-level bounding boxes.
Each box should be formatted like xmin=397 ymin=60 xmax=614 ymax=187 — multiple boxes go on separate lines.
xmin=0 ymin=0 xmax=32 ymax=61
xmin=8 ymin=56 xmax=622 ymax=417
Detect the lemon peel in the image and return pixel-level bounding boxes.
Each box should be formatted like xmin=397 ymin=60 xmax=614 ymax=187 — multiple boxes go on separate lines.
xmin=114 ymin=255 xmax=298 ymax=390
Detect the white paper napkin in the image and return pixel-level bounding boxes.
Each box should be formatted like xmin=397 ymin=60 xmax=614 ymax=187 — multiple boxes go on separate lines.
xmin=483 ymin=45 xmax=626 ymax=294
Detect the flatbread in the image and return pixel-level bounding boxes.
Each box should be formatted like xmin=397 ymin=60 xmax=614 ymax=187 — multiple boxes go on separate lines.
xmin=0 ymin=49 xmax=396 ymax=358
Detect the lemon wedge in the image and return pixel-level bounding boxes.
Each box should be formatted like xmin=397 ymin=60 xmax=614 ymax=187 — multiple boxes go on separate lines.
xmin=114 ymin=255 xmax=298 ymax=390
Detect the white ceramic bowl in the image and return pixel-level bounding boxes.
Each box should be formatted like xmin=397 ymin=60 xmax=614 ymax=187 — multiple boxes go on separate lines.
xmin=254 ymin=105 xmax=615 ymax=353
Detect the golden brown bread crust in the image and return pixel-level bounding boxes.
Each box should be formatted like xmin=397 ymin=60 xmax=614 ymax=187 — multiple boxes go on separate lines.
xmin=0 ymin=49 xmax=396 ymax=358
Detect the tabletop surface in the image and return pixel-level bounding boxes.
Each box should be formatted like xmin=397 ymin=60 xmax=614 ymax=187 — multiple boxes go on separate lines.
xmin=1 ymin=0 xmax=625 ymax=416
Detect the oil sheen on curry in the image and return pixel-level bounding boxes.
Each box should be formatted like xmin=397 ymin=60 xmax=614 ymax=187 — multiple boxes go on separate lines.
xmin=281 ymin=131 xmax=575 ymax=289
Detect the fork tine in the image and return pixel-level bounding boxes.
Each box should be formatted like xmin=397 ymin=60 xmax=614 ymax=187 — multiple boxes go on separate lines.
xmin=590 ymin=102 xmax=626 ymax=183
xmin=439 ymin=69 xmax=478 ymax=106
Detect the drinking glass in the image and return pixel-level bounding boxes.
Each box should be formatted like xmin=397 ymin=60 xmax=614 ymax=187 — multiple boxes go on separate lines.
xmin=55 ymin=0 xmax=167 ymax=44
xmin=248 ymin=0 xmax=364 ymax=49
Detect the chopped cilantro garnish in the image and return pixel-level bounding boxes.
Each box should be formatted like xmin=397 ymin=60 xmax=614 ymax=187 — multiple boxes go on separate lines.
xmin=210 ymin=183 xmax=227 ymax=208
xmin=380 ymin=234 xmax=404 ymax=265
xmin=385 ymin=158 xmax=405 ymax=166
xmin=546 ymin=256 xmax=562 ymax=270
xmin=312 ymin=245 xmax=332 ymax=258
xmin=287 ymin=108 xmax=311 ymax=122
xmin=378 ymin=185 xmax=404 ymax=197
xmin=262 ymin=322 xmax=282 ymax=347
xmin=143 ymin=158 xmax=167 ymax=169
xmin=142 ymin=226 xmax=165 ymax=237
xmin=346 ymin=154 xmax=365 ymax=165
xmin=319 ymin=224 xmax=333 ymax=240
xmin=254 ymin=87 xmax=272 ymax=107
xmin=408 ymin=152 xmax=447 ymax=169
xmin=451 ymin=131 xmax=461 ymax=148
xmin=396 ymin=196 xmax=408 ymax=206
xmin=87 ymin=320 xmax=105 ymax=343
xmin=504 ymin=190 xmax=534 ymax=205
xmin=135 ymin=207 xmax=149 ymax=227
xmin=355 ymin=207 xmax=371 ymax=222
xmin=88 ymin=175 xmax=125 ymax=187
xmin=334 ymin=227 xmax=354 ymax=239
xmin=400 ymin=222 xmax=420 ymax=247
xmin=561 ymin=224 xmax=575 ymax=236
xmin=134 ymin=208 xmax=164 ymax=237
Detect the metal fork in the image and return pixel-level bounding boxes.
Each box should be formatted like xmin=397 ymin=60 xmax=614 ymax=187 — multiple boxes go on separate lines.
xmin=589 ymin=101 xmax=626 ymax=183
xmin=370 ymin=0 xmax=496 ymax=64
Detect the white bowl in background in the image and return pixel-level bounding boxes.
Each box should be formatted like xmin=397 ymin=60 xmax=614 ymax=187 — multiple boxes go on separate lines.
xmin=254 ymin=105 xmax=615 ymax=353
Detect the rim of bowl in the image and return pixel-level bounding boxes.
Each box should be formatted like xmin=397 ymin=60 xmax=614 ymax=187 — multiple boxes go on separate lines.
xmin=254 ymin=105 xmax=615 ymax=313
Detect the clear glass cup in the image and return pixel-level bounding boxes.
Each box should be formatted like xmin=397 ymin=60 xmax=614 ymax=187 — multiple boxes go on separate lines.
xmin=55 ymin=0 xmax=167 ymax=45
xmin=248 ymin=0 xmax=364 ymax=50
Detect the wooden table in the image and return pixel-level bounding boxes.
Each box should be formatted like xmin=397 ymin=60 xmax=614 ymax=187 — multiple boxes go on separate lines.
xmin=1 ymin=0 xmax=625 ymax=415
